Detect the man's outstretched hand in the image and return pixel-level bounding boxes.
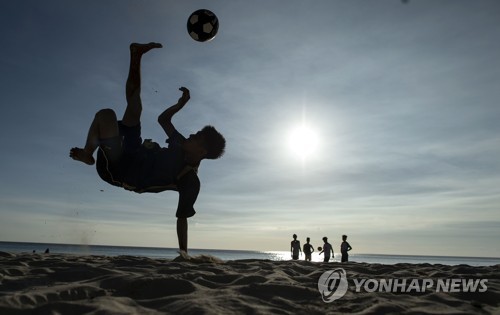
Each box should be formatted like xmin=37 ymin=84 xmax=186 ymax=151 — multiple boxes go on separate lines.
xmin=178 ymin=87 xmax=190 ymax=106
xmin=158 ymin=87 xmax=191 ymax=137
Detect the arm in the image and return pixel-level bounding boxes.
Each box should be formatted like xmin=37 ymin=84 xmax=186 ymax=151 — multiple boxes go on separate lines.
xmin=177 ymin=218 xmax=188 ymax=252
xmin=158 ymin=87 xmax=190 ymax=138
xmin=175 ymin=170 xmax=200 ymax=253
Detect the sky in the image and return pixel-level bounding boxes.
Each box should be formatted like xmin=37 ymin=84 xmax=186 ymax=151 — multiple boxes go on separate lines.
xmin=1 ymin=0 xmax=499 ymax=257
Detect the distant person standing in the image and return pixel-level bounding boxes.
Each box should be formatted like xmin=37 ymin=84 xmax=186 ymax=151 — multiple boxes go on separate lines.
xmin=303 ymin=237 xmax=314 ymax=261
xmin=319 ymin=237 xmax=334 ymax=262
xmin=290 ymin=234 xmax=302 ymax=260
xmin=340 ymin=235 xmax=352 ymax=262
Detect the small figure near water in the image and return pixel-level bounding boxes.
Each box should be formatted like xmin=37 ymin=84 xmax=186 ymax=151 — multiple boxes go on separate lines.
xmin=303 ymin=237 xmax=314 ymax=261
xmin=340 ymin=234 xmax=352 ymax=262
xmin=290 ymin=234 xmax=302 ymax=260
xmin=319 ymin=237 xmax=334 ymax=262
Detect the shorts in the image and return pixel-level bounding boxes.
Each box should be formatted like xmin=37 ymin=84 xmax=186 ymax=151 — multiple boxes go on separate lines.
xmin=96 ymin=122 xmax=143 ymax=188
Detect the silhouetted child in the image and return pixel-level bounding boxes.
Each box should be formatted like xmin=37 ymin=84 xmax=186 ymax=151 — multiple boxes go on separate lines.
xmin=70 ymin=43 xmax=226 ymax=255
xmin=303 ymin=237 xmax=314 ymax=261
xmin=340 ymin=235 xmax=352 ymax=262
xmin=290 ymin=234 xmax=302 ymax=260
xmin=319 ymin=237 xmax=334 ymax=262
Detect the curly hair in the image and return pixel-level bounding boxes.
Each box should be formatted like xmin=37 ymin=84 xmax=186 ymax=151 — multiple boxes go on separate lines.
xmin=200 ymin=125 xmax=226 ymax=159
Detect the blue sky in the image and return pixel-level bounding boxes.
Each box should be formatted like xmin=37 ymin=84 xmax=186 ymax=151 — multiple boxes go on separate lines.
xmin=1 ymin=0 xmax=499 ymax=257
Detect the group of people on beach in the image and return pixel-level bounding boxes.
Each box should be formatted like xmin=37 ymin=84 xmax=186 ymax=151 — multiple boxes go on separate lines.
xmin=291 ymin=234 xmax=352 ymax=263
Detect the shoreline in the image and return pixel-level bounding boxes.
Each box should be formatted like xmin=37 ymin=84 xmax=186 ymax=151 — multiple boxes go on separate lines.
xmin=1 ymin=241 xmax=499 ymax=266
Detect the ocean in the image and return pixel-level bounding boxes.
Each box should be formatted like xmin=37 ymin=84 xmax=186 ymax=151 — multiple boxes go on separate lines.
xmin=0 ymin=241 xmax=498 ymax=266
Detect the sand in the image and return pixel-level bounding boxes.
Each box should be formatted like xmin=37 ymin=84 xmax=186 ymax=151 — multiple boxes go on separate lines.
xmin=0 ymin=251 xmax=498 ymax=314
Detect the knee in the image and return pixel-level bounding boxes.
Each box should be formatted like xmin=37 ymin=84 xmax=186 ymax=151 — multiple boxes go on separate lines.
xmin=95 ymin=108 xmax=117 ymax=121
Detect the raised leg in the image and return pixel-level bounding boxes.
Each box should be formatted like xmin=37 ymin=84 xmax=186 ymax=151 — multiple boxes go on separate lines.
xmin=70 ymin=108 xmax=119 ymax=165
xmin=121 ymin=42 xmax=162 ymax=127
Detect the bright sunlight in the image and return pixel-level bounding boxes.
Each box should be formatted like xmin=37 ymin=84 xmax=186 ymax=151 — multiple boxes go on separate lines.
xmin=287 ymin=124 xmax=320 ymax=160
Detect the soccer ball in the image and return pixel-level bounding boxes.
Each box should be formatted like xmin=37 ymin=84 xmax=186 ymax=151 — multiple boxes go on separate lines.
xmin=318 ymin=247 xmax=322 ymax=251
xmin=187 ymin=9 xmax=219 ymax=42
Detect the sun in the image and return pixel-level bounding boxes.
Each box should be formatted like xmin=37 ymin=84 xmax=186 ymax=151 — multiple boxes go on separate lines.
xmin=287 ymin=124 xmax=320 ymax=160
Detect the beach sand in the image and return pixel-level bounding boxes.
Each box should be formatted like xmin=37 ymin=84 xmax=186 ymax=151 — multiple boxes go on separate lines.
xmin=0 ymin=251 xmax=498 ymax=314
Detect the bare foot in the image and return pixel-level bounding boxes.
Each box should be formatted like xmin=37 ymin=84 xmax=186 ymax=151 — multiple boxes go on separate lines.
xmin=70 ymin=147 xmax=95 ymax=165
xmin=130 ymin=42 xmax=163 ymax=55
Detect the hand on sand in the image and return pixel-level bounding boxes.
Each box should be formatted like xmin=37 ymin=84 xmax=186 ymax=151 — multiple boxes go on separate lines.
xmin=173 ymin=250 xmax=192 ymax=262
xmin=173 ymin=251 xmax=223 ymax=263
xmin=70 ymin=147 xmax=95 ymax=165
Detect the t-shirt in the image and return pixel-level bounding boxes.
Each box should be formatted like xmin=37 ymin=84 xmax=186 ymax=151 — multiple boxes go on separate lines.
xmin=341 ymin=241 xmax=351 ymax=253
xmin=291 ymin=240 xmax=301 ymax=255
xmin=303 ymin=243 xmax=313 ymax=254
xmin=134 ymin=130 xmax=189 ymax=191
xmin=128 ymin=129 xmax=200 ymax=218
xmin=137 ymin=130 xmax=200 ymax=218
xmin=323 ymin=243 xmax=333 ymax=257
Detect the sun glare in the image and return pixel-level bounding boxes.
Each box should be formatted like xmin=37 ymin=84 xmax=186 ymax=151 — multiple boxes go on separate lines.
xmin=287 ymin=124 xmax=319 ymax=160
